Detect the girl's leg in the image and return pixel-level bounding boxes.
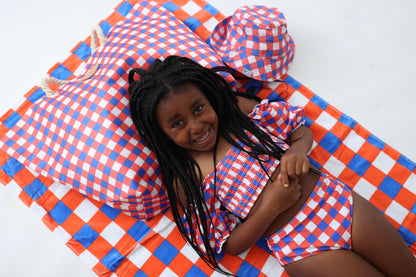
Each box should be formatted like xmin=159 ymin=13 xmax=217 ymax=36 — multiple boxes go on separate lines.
xmin=350 ymin=191 xmax=416 ymax=276
xmin=284 ymin=249 xmax=384 ymax=277
xmin=284 ymin=191 xmax=416 ymax=276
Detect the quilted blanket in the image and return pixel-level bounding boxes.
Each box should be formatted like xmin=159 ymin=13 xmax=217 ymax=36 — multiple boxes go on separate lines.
xmin=0 ymin=0 xmax=415 ymax=276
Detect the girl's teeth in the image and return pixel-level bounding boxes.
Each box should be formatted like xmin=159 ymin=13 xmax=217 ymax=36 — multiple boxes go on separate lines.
xmin=196 ymin=130 xmax=209 ymax=142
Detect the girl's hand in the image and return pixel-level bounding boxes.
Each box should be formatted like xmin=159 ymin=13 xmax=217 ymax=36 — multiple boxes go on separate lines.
xmin=279 ymin=147 xmax=310 ymax=186
xmin=277 ymin=125 xmax=313 ymax=186
xmin=252 ymin=173 xmax=301 ymax=218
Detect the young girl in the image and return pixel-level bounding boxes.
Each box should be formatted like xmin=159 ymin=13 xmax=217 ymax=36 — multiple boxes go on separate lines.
xmin=128 ymin=55 xmax=416 ymax=276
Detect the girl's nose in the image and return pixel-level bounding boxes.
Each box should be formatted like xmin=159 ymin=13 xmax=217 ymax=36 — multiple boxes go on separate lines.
xmin=189 ymin=119 xmax=203 ymax=134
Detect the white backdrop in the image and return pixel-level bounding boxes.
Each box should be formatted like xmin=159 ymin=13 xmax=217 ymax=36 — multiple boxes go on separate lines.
xmin=0 ymin=0 xmax=415 ymax=276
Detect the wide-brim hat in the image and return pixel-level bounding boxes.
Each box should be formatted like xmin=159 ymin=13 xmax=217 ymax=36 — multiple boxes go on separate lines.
xmin=210 ymin=5 xmax=295 ymax=82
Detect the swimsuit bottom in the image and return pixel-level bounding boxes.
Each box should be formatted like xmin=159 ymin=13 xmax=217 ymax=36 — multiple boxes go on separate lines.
xmin=266 ymin=173 xmax=353 ymax=266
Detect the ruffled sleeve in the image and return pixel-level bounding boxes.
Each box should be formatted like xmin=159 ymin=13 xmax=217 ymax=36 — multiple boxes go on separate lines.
xmin=248 ymin=99 xmax=305 ymax=144
xmin=210 ymin=203 xmax=240 ymax=253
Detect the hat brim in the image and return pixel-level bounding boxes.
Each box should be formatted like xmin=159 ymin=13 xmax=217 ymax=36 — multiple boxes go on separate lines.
xmin=209 ymin=15 xmax=233 ymax=54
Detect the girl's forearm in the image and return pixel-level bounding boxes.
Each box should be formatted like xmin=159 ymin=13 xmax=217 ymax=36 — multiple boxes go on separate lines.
xmin=222 ymin=209 xmax=275 ymax=255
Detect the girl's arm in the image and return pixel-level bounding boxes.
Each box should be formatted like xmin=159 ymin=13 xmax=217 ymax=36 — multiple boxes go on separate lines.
xmin=222 ymin=207 xmax=275 ymax=255
xmin=279 ymin=125 xmax=313 ymax=186
xmin=222 ymin=175 xmax=301 ymax=255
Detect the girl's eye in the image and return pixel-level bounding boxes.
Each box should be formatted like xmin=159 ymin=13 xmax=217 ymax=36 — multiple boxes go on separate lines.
xmin=172 ymin=120 xmax=183 ymax=128
xmin=194 ymin=105 xmax=203 ymax=114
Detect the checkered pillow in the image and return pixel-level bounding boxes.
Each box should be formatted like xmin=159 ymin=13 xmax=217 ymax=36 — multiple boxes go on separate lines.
xmin=0 ymin=0 xmax=234 ymax=220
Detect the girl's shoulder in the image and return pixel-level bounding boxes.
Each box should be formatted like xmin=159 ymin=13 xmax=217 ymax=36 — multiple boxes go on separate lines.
xmin=236 ymin=95 xmax=260 ymax=115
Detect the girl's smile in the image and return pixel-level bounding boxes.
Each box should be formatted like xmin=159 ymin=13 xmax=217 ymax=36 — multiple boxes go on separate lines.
xmin=156 ymin=84 xmax=218 ymax=154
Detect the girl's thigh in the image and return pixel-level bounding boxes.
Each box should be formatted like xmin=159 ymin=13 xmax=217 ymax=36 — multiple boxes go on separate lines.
xmin=350 ymin=191 xmax=416 ymax=276
xmin=284 ymin=249 xmax=383 ymax=277
xmin=284 ymin=191 xmax=416 ymax=277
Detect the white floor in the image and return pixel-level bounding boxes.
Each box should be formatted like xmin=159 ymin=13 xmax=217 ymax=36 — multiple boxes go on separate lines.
xmin=0 ymin=0 xmax=415 ymax=276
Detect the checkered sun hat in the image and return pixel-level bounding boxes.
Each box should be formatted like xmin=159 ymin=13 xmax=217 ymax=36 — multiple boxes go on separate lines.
xmin=210 ymin=5 xmax=295 ymax=82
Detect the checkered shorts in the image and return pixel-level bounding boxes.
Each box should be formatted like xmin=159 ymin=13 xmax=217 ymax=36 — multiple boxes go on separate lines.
xmin=266 ymin=173 xmax=353 ymax=266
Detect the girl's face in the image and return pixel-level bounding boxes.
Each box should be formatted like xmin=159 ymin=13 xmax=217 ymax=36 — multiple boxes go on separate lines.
xmin=156 ymin=84 xmax=218 ymax=154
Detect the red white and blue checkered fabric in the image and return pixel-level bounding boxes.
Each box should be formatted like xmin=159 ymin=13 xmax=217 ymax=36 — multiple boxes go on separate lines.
xmin=210 ymin=5 xmax=295 ymax=82
xmin=215 ymin=100 xmax=304 ymax=219
xmin=0 ymin=0 xmax=234 ymax=221
xmin=0 ymin=0 xmax=415 ymax=276
xmin=267 ymin=173 xmax=353 ymax=265
xmin=183 ymin=100 xmax=304 ymax=253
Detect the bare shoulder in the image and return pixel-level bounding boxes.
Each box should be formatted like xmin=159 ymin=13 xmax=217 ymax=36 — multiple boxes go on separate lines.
xmin=236 ymin=95 xmax=260 ymax=115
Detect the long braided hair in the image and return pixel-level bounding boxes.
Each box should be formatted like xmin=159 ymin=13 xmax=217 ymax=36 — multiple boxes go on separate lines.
xmin=128 ymin=55 xmax=286 ymax=272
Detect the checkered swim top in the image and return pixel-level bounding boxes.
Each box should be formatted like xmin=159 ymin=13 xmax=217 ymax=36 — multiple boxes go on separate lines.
xmin=182 ymin=99 xmax=305 ymax=253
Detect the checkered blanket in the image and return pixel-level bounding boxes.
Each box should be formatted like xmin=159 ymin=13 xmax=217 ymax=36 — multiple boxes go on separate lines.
xmin=0 ymin=0 xmax=415 ymax=276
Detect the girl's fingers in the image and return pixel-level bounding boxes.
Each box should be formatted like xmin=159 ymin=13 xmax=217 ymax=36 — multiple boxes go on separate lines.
xmin=295 ymin=160 xmax=303 ymax=176
xmin=278 ymin=159 xmax=290 ymax=187
xmin=280 ymin=155 xmax=310 ymax=186
xmin=292 ymin=159 xmax=309 ymax=176
xmin=278 ymin=173 xmax=290 ymax=188
xmin=302 ymin=160 xmax=310 ymax=175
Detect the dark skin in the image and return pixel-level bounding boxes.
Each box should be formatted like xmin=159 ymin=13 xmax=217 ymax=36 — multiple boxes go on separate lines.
xmin=159 ymin=90 xmax=416 ymax=276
